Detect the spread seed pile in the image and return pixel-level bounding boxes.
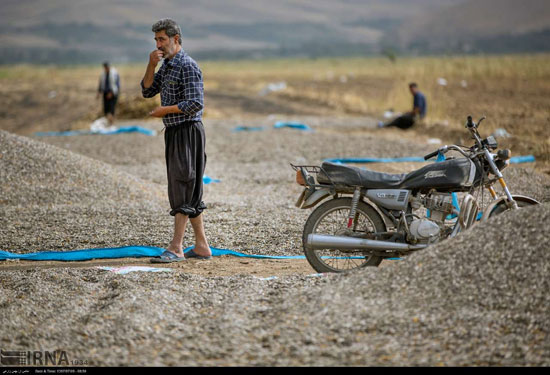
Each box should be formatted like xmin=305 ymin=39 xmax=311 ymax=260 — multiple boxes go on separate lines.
xmin=0 ymin=117 xmax=549 ymax=366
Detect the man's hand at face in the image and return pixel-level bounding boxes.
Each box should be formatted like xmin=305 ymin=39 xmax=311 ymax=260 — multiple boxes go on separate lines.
xmin=149 ymin=49 xmax=164 ymax=66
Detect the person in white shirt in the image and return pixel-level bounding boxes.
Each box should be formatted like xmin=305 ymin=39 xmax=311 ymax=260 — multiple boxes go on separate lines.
xmin=97 ymin=61 xmax=121 ymax=125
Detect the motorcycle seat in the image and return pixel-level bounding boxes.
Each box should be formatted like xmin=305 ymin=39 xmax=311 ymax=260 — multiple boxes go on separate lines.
xmin=318 ymin=162 xmax=406 ymax=189
xmin=318 ymin=159 xmax=476 ymax=191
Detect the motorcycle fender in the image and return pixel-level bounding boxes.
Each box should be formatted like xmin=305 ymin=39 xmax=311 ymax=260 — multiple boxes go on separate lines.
xmin=481 ymin=195 xmax=540 ymax=222
xmin=301 ymin=189 xmax=331 ymax=209
xmin=295 ymin=189 xmax=307 ymax=208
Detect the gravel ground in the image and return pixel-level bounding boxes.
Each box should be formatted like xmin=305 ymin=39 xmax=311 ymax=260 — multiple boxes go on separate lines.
xmin=1 ymin=117 xmax=549 ymax=366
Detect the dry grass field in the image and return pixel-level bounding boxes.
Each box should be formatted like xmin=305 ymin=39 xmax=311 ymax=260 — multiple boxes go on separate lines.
xmin=1 ymin=54 xmax=549 ymax=170
xmin=202 ymin=54 xmax=550 ymax=171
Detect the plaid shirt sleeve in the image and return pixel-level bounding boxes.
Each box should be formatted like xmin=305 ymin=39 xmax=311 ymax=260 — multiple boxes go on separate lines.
xmin=141 ymin=70 xmax=162 ymax=98
xmin=177 ymin=62 xmax=204 ymax=116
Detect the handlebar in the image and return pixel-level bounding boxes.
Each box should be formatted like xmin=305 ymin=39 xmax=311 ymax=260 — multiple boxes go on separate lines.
xmin=423 ymin=150 xmax=440 ymax=160
xmin=465 ymin=115 xmax=486 ymax=129
xmin=423 ymin=145 xmax=472 ymax=161
xmin=423 ymin=115 xmax=490 ymax=161
xmin=466 ymin=115 xmax=475 ymax=128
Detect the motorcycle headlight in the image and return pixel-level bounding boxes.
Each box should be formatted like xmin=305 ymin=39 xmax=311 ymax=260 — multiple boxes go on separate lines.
xmin=494 ymin=159 xmax=510 ymax=171
xmin=497 ymin=149 xmax=511 ymax=161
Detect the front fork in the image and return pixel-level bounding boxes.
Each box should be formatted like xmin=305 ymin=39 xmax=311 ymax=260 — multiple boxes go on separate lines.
xmin=484 ymin=149 xmax=519 ymax=210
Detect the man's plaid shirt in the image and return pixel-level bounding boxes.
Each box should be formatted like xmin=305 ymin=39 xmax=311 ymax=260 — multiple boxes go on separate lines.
xmin=141 ymin=49 xmax=204 ymax=126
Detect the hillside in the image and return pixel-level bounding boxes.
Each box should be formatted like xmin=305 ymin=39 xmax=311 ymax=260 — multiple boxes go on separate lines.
xmin=0 ymin=0 xmax=548 ymax=62
xmin=389 ymin=0 xmax=550 ymax=53
xmin=0 ymin=0 xmax=472 ymax=63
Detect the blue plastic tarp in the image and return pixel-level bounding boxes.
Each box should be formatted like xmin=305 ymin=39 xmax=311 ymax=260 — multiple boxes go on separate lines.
xmin=0 ymin=246 xmax=164 ymax=261
xmin=232 ymin=126 xmax=264 ymax=132
xmin=510 ymin=155 xmax=535 ymax=163
xmin=35 ymin=130 xmax=90 ymax=137
xmin=0 ymin=246 xmax=397 ymax=262
xmin=202 ymin=175 xmax=220 ymax=184
xmin=273 ymin=122 xmax=312 ymax=131
xmin=0 ymin=246 xmax=305 ymax=262
xmin=35 ymin=126 xmax=156 ymax=137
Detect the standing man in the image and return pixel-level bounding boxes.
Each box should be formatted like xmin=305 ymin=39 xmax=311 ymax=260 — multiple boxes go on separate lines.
xmin=378 ymin=82 xmax=427 ymax=129
xmin=141 ymin=18 xmax=212 ymax=262
xmin=97 ymin=61 xmax=120 ymax=125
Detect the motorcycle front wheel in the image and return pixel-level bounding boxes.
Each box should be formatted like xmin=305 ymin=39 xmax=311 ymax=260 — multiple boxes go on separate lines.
xmin=302 ymin=197 xmax=387 ymax=273
xmin=488 ymin=196 xmax=539 ymax=217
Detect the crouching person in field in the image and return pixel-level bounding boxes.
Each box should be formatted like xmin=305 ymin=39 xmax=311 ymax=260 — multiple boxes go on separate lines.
xmin=379 ymin=82 xmax=427 ymax=129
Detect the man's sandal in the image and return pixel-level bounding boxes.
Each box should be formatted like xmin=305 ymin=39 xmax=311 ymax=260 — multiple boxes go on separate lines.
xmin=184 ymin=249 xmax=212 ymax=260
xmin=151 ymin=250 xmax=186 ymax=263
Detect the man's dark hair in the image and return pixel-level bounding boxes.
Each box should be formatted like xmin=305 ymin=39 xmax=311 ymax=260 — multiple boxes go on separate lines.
xmin=103 ymin=61 xmax=110 ymax=68
xmin=152 ymin=18 xmax=182 ymax=45
xmin=409 ymin=82 xmax=418 ymax=89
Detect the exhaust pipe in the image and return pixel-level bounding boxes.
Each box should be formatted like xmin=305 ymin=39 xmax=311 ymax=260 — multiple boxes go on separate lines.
xmin=306 ymin=234 xmax=428 ymax=251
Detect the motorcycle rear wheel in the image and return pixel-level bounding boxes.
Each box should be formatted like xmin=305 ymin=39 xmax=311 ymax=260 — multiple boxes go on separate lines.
xmin=302 ymin=197 xmax=387 ymax=273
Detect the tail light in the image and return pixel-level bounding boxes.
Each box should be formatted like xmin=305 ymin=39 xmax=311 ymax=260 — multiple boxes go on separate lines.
xmin=296 ymin=170 xmax=306 ymax=186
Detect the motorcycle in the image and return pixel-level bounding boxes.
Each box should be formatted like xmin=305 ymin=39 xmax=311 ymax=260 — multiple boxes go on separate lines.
xmin=291 ymin=115 xmax=540 ymax=273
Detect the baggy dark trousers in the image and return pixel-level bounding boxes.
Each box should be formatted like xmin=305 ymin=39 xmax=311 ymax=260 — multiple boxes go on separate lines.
xmin=385 ymin=113 xmax=416 ymax=129
xmin=164 ymin=121 xmax=207 ymax=218
xmin=103 ymin=93 xmax=118 ymax=115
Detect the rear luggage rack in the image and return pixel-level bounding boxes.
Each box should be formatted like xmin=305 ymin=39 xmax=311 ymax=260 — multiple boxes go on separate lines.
xmin=290 ymin=163 xmax=336 ymax=189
